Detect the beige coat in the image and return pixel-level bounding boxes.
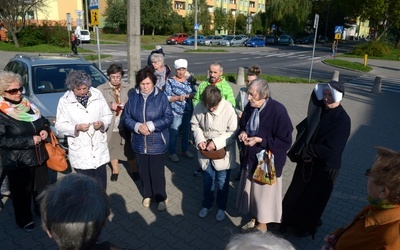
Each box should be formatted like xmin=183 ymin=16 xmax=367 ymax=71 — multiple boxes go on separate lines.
xmin=97 ymin=81 xmax=132 ymax=142
xmin=191 ymin=99 xmax=238 ymax=171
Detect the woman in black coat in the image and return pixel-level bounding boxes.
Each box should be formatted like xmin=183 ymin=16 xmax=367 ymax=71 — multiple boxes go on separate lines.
xmin=0 ymin=72 xmax=50 ymax=232
xmin=281 ymin=81 xmax=351 ymax=237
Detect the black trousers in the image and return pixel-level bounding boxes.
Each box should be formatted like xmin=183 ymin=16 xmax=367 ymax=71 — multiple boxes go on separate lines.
xmin=6 ymin=164 xmax=48 ymax=228
xmin=136 ymin=153 xmax=167 ymax=202
xmin=74 ymin=164 xmax=107 ymax=190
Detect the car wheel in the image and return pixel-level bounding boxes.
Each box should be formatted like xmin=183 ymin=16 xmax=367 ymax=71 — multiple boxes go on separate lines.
xmin=174 ymin=41 xmax=178 ymax=45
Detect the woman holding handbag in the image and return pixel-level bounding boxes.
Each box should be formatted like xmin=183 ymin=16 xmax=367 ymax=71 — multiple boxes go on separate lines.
xmin=191 ymin=85 xmax=238 ymax=222
xmin=236 ymin=79 xmax=293 ymax=233
xmin=0 ymin=71 xmax=50 ymax=232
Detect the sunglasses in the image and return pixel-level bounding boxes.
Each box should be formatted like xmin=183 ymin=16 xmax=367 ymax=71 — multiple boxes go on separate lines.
xmin=5 ymin=87 xmax=24 ymax=95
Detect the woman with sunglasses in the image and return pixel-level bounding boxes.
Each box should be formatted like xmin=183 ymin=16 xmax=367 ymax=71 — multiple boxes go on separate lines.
xmin=0 ymin=71 xmax=50 ymax=232
xmin=322 ymin=147 xmax=400 ymax=250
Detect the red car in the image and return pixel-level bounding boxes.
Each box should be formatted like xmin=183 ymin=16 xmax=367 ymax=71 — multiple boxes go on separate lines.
xmin=166 ymin=33 xmax=188 ymax=45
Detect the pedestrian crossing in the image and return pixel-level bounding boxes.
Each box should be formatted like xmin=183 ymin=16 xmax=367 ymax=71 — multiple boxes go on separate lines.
xmin=240 ymin=51 xmax=321 ymax=60
xmin=345 ymin=75 xmax=400 ymax=93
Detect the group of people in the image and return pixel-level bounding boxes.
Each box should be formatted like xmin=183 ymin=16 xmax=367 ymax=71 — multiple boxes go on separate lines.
xmin=0 ymin=47 xmax=399 ymax=249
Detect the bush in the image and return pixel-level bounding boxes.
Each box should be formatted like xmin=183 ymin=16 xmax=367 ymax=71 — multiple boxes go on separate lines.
xmin=352 ymin=41 xmax=391 ymax=57
xmin=16 ymin=22 xmax=69 ymax=47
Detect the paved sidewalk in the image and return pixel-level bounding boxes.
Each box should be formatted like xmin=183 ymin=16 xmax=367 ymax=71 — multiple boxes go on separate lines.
xmin=0 ymin=49 xmax=399 ymax=249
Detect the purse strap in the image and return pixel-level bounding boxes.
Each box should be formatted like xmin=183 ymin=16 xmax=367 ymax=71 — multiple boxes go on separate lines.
xmin=49 ymin=130 xmax=58 ymax=147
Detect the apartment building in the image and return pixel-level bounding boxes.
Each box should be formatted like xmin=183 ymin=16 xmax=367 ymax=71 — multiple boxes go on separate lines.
xmin=174 ymin=0 xmax=266 ymax=17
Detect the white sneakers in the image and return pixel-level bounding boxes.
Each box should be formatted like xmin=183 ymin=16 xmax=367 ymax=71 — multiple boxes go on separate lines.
xmin=198 ymin=207 xmax=225 ymax=222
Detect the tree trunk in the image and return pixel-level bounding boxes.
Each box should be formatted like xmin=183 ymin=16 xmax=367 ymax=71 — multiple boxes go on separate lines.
xmin=10 ymin=31 xmax=20 ymax=47
xmin=152 ymin=27 xmax=155 ymax=36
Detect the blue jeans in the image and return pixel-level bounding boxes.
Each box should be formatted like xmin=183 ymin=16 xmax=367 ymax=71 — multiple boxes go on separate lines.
xmin=168 ymin=109 xmax=193 ymax=155
xmin=202 ymin=161 xmax=231 ymax=210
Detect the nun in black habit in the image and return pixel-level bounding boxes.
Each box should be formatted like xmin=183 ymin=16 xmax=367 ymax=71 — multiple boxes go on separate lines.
xmin=280 ymin=81 xmax=351 ymax=238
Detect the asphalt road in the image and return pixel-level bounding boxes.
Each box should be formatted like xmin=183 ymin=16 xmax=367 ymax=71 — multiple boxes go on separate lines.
xmin=84 ymin=42 xmax=363 ymax=82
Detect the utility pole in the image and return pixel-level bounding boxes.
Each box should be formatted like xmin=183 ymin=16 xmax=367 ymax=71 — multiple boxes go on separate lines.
xmin=127 ymin=0 xmax=141 ymax=86
xmin=194 ymin=0 xmax=198 ymax=50
xmin=85 ymin=0 xmax=89 ymax=30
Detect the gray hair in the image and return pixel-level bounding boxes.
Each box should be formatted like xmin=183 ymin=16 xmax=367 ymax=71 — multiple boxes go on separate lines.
xmin=150 ymin=53 xmax=165 ymax=65
xmin=40 ymin=173 xmax=110 ymax=249
xmin=248 ymin=78 xmax=271 ymax=99
xmin=0 ymin=71 xmax=22 ymax=95
xmin=225 ymin=232 xmax=295 ymax=250
xmin=65 ymin=70 xmax=92 ymax=90
xmin=210 ymin=62 xmax=223 ymax=72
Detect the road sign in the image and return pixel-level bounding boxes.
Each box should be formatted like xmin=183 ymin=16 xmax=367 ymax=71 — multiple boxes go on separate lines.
xmin=313 ymin=14 xmax=319 ymax=29
xmin=89 ymin=0 xmax=99 ymax=9
xmin=334 ymin=26 xmax=344 ymax=34
xmin=335 ymin=33 xmax=342 ymax=40
xmin=194 ymin=23 xmax=200 ymax=30
xmin=90 ymin=9 xmax=99 ymax=26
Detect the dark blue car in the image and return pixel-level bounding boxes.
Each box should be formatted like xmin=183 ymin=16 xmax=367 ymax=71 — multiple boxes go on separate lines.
xmin=182 ymin=35 xmax=205 ymax=45
xmin=244 ymin=37 xmax=266 ymax=47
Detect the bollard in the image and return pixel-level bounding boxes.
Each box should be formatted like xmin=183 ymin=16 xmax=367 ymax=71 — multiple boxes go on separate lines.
xmin=364 ymin=54 xmax=368 ymax=66
xmin=371 ymin=76 xmax=382 ymax=94
xmin=236 ymin=67 xmax=245 ymax=85
xmin=331 ymin=70 xmax=340 ymax=82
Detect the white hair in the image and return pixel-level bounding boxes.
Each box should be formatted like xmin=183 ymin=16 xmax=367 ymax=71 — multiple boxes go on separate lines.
xmin=225 ymin=232 xmax=295 ymax=250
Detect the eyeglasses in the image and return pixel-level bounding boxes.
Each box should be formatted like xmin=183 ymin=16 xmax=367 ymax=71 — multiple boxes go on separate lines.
xmin=365 ymin=168 xmax=371 ymax=176
xmin=110 ymin=75 xmax=122 ymax=80
xmin=4 ymin=87 xmax=24 ymax=95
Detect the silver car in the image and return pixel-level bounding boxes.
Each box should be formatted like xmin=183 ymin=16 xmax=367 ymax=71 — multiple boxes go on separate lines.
xmin=199 ymin=35 xmax=224 ymax=46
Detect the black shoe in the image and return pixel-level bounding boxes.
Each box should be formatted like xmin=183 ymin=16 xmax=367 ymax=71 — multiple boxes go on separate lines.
xmin=295 ymin=227 xmax=317 ymax=239
xmin=23 ymin=222 xmax=35 ymax=232
xmin=193 ymin=168 xmax=203 ymax=177
xmin=110 ymin=173 xmax=119 ymax=182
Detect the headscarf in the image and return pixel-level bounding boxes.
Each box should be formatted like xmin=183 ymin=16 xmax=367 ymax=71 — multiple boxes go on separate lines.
xmin=0 ymin=96 xmax=41 ymax=122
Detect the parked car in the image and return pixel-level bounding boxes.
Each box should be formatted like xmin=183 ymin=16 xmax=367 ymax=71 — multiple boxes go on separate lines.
xmin=244 ymin=37 xmax=266 ymax=47
xmin=4 ymin=54 xmax=109 ymax=147
xmin=278 ymin=35 xmax=294 ymax=46
xmin=230 ymin=35 xmax=248 ymax=46
xmin=265 ymin=35 xmax=279 ymax=45
xmin=301 ymin=34 xmax=314 ymax=44
xmin=199 ymin=35 xmax=224 ymax=46
xmin=219 ymin=35 xmax=235 ymax=46
xmin=182 ymin=35 xmax=205 ymax=45
xmin=166 ymin=33 xmax=188 ymax=45
xmin=78 ymin=29 xmax=91 ymax=43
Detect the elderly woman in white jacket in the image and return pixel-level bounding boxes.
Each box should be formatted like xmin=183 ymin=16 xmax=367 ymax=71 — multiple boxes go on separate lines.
xmin=55 ymin=70 xmax=112 ymax=190
xmin=191 ymin=85 xmax=237 ymax=222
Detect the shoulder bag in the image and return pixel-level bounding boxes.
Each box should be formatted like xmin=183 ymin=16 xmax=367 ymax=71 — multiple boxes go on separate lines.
xmin=45 ymin=131 xmax=68 ymax=172
xmin=200 ymin=139 xmax=226 ymax=159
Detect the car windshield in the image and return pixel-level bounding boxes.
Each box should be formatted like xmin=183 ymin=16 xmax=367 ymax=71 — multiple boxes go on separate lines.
xmin=81 ymin=30 xmax=89 ymax=35
xmin=33 ymin=64 xmax=108 ymax=94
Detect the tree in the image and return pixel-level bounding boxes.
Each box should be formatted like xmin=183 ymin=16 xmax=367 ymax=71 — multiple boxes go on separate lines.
xmin=103 ymin=0 xmax=127 ymax=33
xmin=140 ymin=0 xmax=174 ymax=35
xmin=0 ymin=0 xmax=48 ymax=47
xmin=197 ymin=0 xmax=212 ymax=34
xmin=213 ymin=8 xmax=228 ymax=33
xmin=265 ymin=0 xmax=312 ymax=35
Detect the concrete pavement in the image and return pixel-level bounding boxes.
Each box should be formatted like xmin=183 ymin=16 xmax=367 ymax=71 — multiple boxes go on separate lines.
xmin=0 ymin=48 xmax=399 ymax=249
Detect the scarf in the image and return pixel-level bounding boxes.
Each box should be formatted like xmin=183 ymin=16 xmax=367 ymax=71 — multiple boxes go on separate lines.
xmin=76 ymin=90 xmax=91 ymax=108
xmin=245 ymin=99 xmax=267 ymax=136
xmin=0 ymin=96 xmax=41 ymax=122
xmin=154 ymin=67 xmax=166 ymax=90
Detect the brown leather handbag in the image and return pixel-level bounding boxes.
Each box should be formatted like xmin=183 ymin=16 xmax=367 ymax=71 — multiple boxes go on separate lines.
xmin=200 ymin=139 xmax=226 ymax=159
xmin=45 ymin=131 xmax=68 ymax=172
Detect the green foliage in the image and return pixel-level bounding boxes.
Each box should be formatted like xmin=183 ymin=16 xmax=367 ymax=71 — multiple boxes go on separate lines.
xmin=103 ymin=0 xmax=127 ymax=33
xmin=213 ymin=8 xmax=228 ymax=32
xmin=16 ymin=23 xmax=68 ymax=47
xmin=352 ymin=41 xmax=391 ymax=57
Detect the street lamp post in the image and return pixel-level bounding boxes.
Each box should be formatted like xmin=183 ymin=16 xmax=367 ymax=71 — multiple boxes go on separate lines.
xmin=232 ymin=11 xmax=236 ymax=35
xmin=85 ymin=0 xmax=89 ymax=30
xmin=194 ymin=0 xmax=198 ymax=50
